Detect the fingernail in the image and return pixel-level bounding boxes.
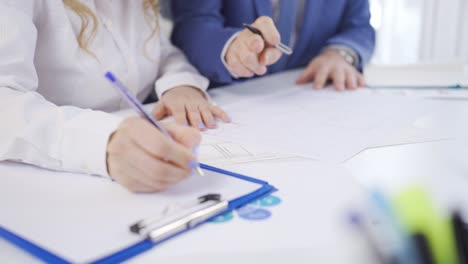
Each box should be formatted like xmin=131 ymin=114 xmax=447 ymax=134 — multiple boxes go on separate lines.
xmin=198 ymin=123 xmax=205 ymax=130
xmin=226 ymin=116 xmax=232 ymax=123
xmin=189 ymin=160 xmax=199 ymax=170
xmin=210 ymin=120 xmax=217 ymax=127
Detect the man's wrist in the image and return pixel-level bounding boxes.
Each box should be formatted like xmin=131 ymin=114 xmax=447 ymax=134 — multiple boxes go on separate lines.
xmin=323 ymin=45 xmax=359 ymax=68
xmin=221 ymin=32 xmax=241 ymax=79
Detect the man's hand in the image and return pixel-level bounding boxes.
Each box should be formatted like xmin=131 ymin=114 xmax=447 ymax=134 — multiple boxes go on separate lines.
xmin=296 ymin=49 xmax=365 ymax=91
xmin=225 ymin=16 xmax=283 ymax=78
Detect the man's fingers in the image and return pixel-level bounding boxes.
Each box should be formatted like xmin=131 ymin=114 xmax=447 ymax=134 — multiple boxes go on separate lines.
xmin=332 ymin=68 xmax=346 ymax=91
xmin=357 ymin=73 xmax=366 ymax=87
xmin=228 ymin=53 xmax=255 ymax=77
xmin=226 ymin=40 xmax=252 ymax=77
xmin=239 ymin=42 xmax=267 ymax=75
xmin=252 ymin=16 xmax=281 ymax=46
xmin=296 ymin=63 xmax=318 ymax=84
xmin=246 ymin=33 xmax=265 ymax=53
xmin=259 ymin=47 xmax=282 ymax=66
xmin=313 ymin=67 xmax=330 ymax=89
xmin=226 ymin=44 xmax=255 ymax=78
xmin=346 ymin=69 xmax=358 ymax=90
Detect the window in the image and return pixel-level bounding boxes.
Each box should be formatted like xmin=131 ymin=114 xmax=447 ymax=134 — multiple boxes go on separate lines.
xmin=370 ymin=0 xmax=468 ymax=64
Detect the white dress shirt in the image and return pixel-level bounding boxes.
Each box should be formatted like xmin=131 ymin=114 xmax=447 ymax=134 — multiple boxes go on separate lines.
xmin=0 ymin=0 xmax=209 ymax=177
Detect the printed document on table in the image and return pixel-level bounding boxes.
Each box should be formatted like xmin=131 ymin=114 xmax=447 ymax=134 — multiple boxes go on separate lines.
xmin=206 ymin=73 xmax=437 ymax=163
xmin=199 ymin=135 xmax=295 ymax=166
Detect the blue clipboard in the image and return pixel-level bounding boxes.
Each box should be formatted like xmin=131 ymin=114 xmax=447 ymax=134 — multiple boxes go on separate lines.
xmin=0 ymin=163 xmax=277 ymax=264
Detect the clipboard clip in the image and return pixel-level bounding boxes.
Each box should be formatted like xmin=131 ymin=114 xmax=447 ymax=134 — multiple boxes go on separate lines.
xmin=129 ymin=194 xmax=228 ymax=242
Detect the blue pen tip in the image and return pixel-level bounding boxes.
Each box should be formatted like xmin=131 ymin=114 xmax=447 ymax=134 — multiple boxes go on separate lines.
xmin=105 ymin=72 xmax=116 ymax=82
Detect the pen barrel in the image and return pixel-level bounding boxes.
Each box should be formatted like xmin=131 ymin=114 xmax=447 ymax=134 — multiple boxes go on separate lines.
xmin=275 ymin=43 xmax=293 ymax=55
xmin=147 ymin=200 xmax=228 ymax=242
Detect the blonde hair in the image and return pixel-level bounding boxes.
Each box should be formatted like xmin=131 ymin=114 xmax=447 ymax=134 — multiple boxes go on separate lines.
xmin=63 ymin=0 xmax=160 ymax=54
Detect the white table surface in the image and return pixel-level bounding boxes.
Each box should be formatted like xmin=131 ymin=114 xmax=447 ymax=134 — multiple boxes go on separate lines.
xmin=2 ymin=71 xmax=467 ymax=264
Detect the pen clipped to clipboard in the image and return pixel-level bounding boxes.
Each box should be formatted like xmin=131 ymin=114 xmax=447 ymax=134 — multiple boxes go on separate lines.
xmin=129 ymin=194 xmax=228 ymax=242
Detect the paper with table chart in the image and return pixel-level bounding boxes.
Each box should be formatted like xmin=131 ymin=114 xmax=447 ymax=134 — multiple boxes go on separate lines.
xmin=206 ymin=76 xmax=438 ymax=163
xmin=0 ymin=162 xmax=262 ymax=263
xmin=199 ymin=136 xmax=295 ymax=166
xmin=112 ymin=69 xmax=458 ymax=166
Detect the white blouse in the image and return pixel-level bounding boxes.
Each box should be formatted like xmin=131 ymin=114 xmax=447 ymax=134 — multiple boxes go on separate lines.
xmin=0 ymin=0 xmax=209 ymax=177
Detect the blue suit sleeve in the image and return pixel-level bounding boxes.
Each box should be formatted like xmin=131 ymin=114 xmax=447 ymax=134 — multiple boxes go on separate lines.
xmin=171 ymin=0 xmax=240 ymax=85
xmin=325 ymin=0 xmax=376 ymax=70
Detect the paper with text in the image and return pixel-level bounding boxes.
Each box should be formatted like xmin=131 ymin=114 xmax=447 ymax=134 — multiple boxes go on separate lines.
xmin=206 ymin=75 xmax=436 ymax=163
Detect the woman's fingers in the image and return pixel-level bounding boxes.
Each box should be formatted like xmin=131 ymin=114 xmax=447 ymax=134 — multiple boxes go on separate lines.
xmin=199 ymin=104 xmax=217 ymax=129
xmin=210 ymin=105 xmax=231 ymax=123
xmin=107 ymin=117 xmax=200 ymax=193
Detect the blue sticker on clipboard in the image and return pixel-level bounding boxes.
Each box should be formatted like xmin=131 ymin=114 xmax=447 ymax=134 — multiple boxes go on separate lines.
xmin=209 ymin=211 xmax=234 ymax=223
xmin=259 ymin=195 xmax=281 ymax=207
xmin=237 ymin=205 xmax=272 ymax=220
xmin=209 ymin=195 xmax=281 ymax=223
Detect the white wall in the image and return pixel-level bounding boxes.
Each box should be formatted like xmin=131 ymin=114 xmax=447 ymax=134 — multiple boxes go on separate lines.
xmin=370 ymin=0 xmax=468 ymax=64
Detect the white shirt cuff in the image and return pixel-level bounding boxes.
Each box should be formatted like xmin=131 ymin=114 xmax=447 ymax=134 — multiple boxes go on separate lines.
xmin=221 ymin=32 xmax=241 ymax=79
xmin=155 ymin=72 xmax=210 ymax=99
xmin=60 ymin=110 xmax=123 ymax=178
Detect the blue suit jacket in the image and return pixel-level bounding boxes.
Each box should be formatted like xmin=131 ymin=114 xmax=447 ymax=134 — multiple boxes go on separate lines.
xmin=171 ymin=0 xmax=375 ymax=87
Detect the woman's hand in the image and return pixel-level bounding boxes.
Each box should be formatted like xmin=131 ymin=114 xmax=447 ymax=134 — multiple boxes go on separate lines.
xmin=152 ymin=86 xmax=230 ymax=131
xmin=106 ymin=117 xmax=201 ymax=193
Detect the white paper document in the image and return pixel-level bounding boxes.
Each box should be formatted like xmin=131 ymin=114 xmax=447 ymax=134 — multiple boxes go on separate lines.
xmin=0 ymin=162 xmax=262 ymax=263
xmin=128 ymin=160 xmax=372 ymax=264
xmin=199 ymin=136 xmax=294 ymax=166
xmin=205 ymin=74 xmax=436 ymax=162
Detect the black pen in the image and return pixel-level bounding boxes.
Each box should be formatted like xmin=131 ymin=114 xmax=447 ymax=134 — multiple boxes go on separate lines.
xmin=243 ymin=23 xmax=293 ymax=55
xmin=412 ymin=233 xmax=435 ymax=264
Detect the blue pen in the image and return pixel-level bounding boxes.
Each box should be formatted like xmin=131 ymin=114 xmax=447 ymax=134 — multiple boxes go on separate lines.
xmin=105 ymin=71 xmax=204 ymax=176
